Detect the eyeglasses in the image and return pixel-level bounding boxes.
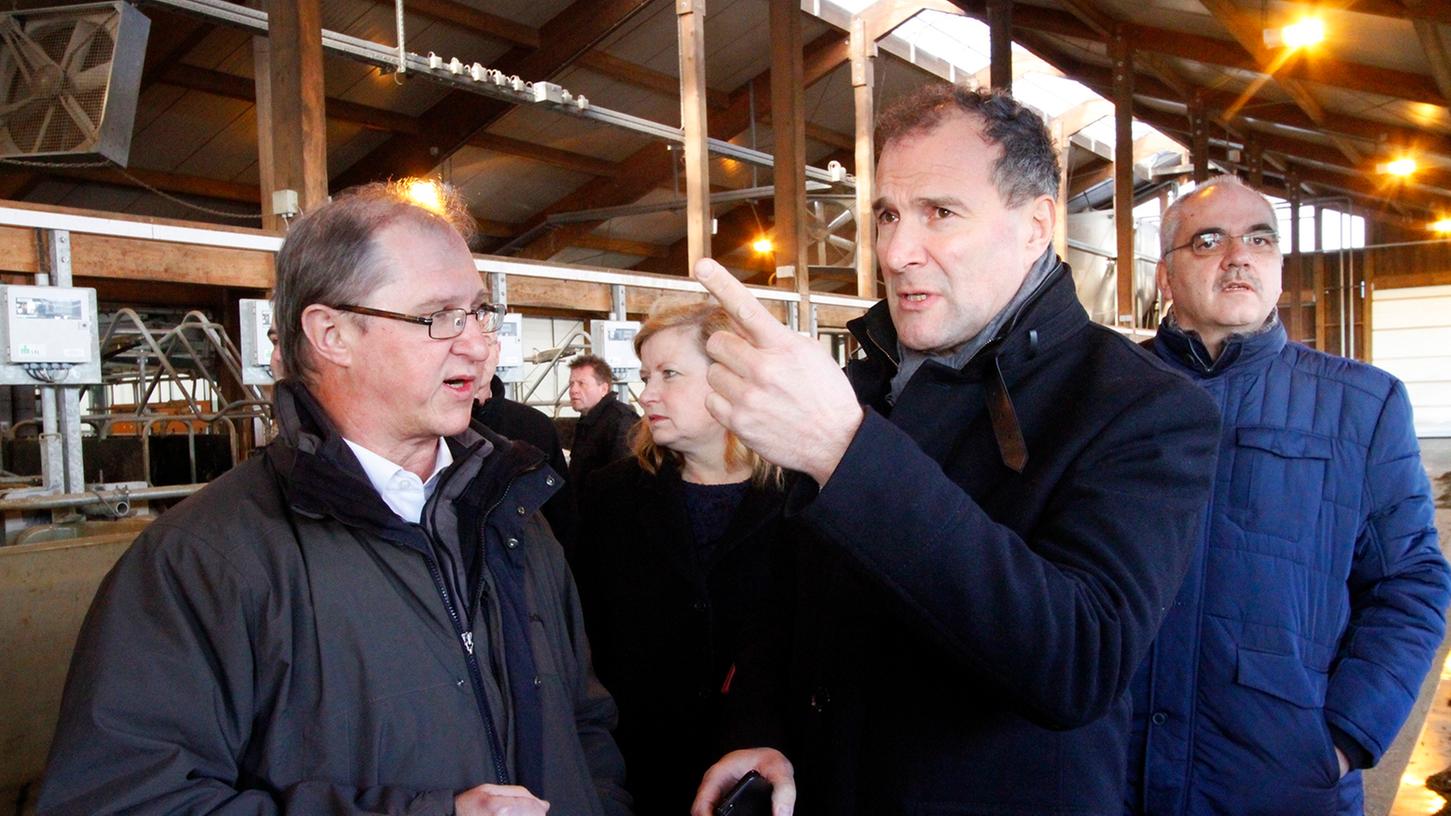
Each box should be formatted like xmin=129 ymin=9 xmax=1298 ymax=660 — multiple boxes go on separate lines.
xmin=1165 ymin=228 xmax=1279 ymax=258
xmin=335 ymin=303 xmax=507 ymax=339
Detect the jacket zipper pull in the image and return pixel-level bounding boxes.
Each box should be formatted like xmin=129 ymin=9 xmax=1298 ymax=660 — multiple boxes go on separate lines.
xmin=461 ymin=631 xmax=474 ymax=656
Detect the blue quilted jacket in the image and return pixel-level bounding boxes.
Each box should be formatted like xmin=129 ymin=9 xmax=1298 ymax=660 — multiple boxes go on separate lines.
xmin=1126 ymin=316 xmax=1450 ymax=816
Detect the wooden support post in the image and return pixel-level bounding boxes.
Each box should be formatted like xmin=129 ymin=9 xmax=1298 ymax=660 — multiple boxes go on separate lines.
xmin=1112 ymin=29 xmax=1135 ymax=327
xmin=1287 ymin=172 xmax=1303 ymax=342
xmin=987 ymin=0 xmax=1013 ymax=92
xmin=677 ymin=0 xmax=712 ymax=268
xmin=1245 ymin=134 xmax=1264 ymax=188
xmin=252 ymin=37 xmax=279 ymax=232
xmin=770 ymin=0 xmax=807 ymax=298
xmin=1189 ymin=91 xmax=1210 ymax=183
xmin=850 ymin=16 xmax=877 ymax=299
xmin=262 ymin=0 xmax=327 ymax=225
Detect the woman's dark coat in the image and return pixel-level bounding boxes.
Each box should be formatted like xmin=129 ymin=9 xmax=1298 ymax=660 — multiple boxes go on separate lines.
xmin=577 ymin=457 xmax=788 ymax=816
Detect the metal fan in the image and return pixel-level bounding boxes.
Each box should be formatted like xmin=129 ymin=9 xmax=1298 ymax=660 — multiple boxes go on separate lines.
xmin=0 ymin=2 xmax=149 ymax=164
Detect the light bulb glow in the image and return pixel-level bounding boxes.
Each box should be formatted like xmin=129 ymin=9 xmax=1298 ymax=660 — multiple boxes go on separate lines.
xmin=1280 ymin=17 xmax=1325 ymax=49
xmin=1429 ymin=218 xmax=1451 ymax=233
xmin=1384 ymin=158 xmax=1418 ymax=177
xmin=752 ymin=237 xmax=774 ymax=254
xmin=404 ymin=178 xmax=445 ymax=213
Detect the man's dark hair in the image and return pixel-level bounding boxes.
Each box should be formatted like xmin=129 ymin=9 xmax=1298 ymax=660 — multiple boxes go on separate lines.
xmin=569 ymin=354 xmax=613 ymax=386
xmin=876 ymin=84 xmax=1060 ymax=207
xmin=272 ymin=180 xmax=476 ymax=383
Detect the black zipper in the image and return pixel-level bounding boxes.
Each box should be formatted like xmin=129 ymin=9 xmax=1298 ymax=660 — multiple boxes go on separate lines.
xmin=420 ymin=543 xmax=511 ymax=784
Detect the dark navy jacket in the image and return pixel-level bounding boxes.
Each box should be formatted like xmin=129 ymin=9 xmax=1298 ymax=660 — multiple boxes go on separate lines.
xmin=730 ymin=264 xmax=1222 ymax=815
xmin=1127 ymin=316 xmax=1450 ymax=816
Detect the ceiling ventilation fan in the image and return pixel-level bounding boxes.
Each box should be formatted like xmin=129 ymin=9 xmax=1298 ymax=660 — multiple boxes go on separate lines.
xmin=0 ymin=2 xmax=150 ymax=165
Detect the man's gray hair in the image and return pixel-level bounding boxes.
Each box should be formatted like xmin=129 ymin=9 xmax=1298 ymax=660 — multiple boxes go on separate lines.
xmin=272 ymin=181 xmax=476 ymax=383
xmin=1159 ymin=174 xmax=1276 ymax=256
xmin=875 ymin=84 xmax=1060 ymax=207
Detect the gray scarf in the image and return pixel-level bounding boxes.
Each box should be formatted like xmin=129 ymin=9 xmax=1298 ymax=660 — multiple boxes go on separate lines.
xmin=890 ymin=245 xmax=1058 ymax=404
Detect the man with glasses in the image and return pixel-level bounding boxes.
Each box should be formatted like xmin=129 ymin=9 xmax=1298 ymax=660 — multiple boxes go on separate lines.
xmin=1125 ymin=175 xmax=1449 ymax=815
xmin=38 ymin=182 xmax=631 ymax=816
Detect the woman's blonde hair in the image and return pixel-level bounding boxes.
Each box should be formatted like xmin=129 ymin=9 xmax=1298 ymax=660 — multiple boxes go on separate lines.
xmin=630 ymin=297 xmax=782 ymax=488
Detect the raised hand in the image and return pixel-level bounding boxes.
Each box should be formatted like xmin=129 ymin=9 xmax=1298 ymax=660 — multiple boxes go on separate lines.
xmin=693 ymin=258 xmax=863 ymax=485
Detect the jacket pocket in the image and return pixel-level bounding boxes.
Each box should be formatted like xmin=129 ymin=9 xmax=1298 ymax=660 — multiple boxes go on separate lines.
xmin=1228 ymin=427 xmax=1333 ymax=545
xmin=1234 ymin=647 xmax=1340 ymax=787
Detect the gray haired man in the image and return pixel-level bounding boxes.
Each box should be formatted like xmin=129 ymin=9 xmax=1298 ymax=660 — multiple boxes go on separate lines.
xmin=39 ymin=182 xmax=631 ymax=816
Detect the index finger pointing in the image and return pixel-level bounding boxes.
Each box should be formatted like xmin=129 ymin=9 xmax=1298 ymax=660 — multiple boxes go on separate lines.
xmin=694 ymin=258 xmax=794 ymax=347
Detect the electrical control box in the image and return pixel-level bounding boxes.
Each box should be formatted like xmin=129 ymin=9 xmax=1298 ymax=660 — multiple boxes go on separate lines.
xmin=0 ymin=284 xmax=101 ymax=385
xmin=589 ymin=320 xmax=640 ymax=382
xmin=239 ymin=299 xmax=275 ymax=385
xmin=495 ymin=313 xmax=525 ymax=384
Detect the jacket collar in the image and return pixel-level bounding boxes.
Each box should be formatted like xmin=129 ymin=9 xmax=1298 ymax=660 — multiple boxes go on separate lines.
xmin=846 ymin=261 xmax=1084 ymax=473
xmin=849 ymin=259 xmax=1085 ymax=381
xmin=267 ymin=380 xmax=553 ymax=537
xmin=1152 ymin=309 xmax=1285 ymax=378
xmin=579 ymin=391 xmax=620 ymax=426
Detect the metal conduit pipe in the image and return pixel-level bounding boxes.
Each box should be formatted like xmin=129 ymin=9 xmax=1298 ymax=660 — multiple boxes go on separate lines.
xmin=0 ymin=484 xmax=205 ymax=514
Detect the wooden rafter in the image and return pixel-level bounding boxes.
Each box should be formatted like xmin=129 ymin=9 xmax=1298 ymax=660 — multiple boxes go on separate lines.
xmin=1408 ymin=7 xmax=1451 ymax=104
xmin=386 ymin=0 xmax=540 ymax=49
xmin=961 ymin=2 xmax=1445 ymax=110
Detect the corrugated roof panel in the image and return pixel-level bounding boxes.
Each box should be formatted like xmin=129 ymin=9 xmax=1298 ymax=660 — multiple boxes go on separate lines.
xmin=547 ymin=246 xmax=643 ymax=269
xmin=134 ymin=85 xmax=188 ymax=133
xmin=447 ymin=146 xmax=594 ymax=224
xmin=129 ymin=91 xmax=252 ymax=173
xmin=486 ymin=105 xmax=655 ymax=165
xmin=704 ymin=0 xmax=772 ymax=92
xmin=328 ymin=128 xmax=393 ymax=177
xmin=172 ymin=104 xmax=266 ymax=182
xmin=593 ymin=2 xmax=680 ymax=68
xmin=551 ymin=65 xmax=681 ymax=126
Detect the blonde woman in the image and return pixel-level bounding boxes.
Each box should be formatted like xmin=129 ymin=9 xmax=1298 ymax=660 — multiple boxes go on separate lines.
xmin=576 ymin=299 xmax=788 ymax=816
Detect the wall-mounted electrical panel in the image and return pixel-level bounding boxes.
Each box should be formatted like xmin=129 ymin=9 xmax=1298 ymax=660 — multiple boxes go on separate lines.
xmin=0 ymin=285 xmax=101 ymax=385
xmin=589 ymin=320 xmax=640 ymax=382
xmin=495 ymin=313 xmax=525 ymax=383
xmin=239 ymin=299 xmax=275 ymax=385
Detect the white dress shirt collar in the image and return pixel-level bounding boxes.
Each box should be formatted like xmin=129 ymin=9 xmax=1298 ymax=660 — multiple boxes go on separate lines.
xmin=343 ymin=437 xmax=454 ymax=524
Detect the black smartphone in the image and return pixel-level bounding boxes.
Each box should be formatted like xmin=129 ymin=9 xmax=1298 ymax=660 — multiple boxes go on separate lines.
xmin=713 ymin=769 xmax=773 ymax=816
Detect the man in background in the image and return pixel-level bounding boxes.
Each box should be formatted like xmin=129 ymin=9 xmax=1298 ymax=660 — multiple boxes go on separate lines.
xmin=566 ymin=353 xmax=638 ymax=495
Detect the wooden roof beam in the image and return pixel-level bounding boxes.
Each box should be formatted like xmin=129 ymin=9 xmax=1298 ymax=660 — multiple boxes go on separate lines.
xmin=1409 ymin=7 xmax=1451 ymax=104
xmin=573 ymin=233 xmax=670 ymax=259
xmin=371 ymin=0 xmax=539 ymax=49
xmin=29 ymin=166 xmax=261 ymax=205
xmin=973 ymin=2 xmax=1446 ymax=110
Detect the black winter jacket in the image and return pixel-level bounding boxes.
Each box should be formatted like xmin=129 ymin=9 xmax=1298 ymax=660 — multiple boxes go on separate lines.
xmin=568 ymin=391 xmax=638 ymax=502
xmin=577 ymin=457 xmax=788 ymax=816
xmin=730 ymin=263 xmax=1222 ymax=815
xmin=474 ymin=375 xmax=577 ymax=548
xmin=38 ymin=381 xmax=631 ymax=816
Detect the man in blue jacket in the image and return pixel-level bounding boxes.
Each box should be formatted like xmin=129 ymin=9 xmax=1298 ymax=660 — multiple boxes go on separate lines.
xmin=1127 ymin=174 xmax=1451 ymax=815
xmin=688 ymin=85 xmax=1222 ymax=816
